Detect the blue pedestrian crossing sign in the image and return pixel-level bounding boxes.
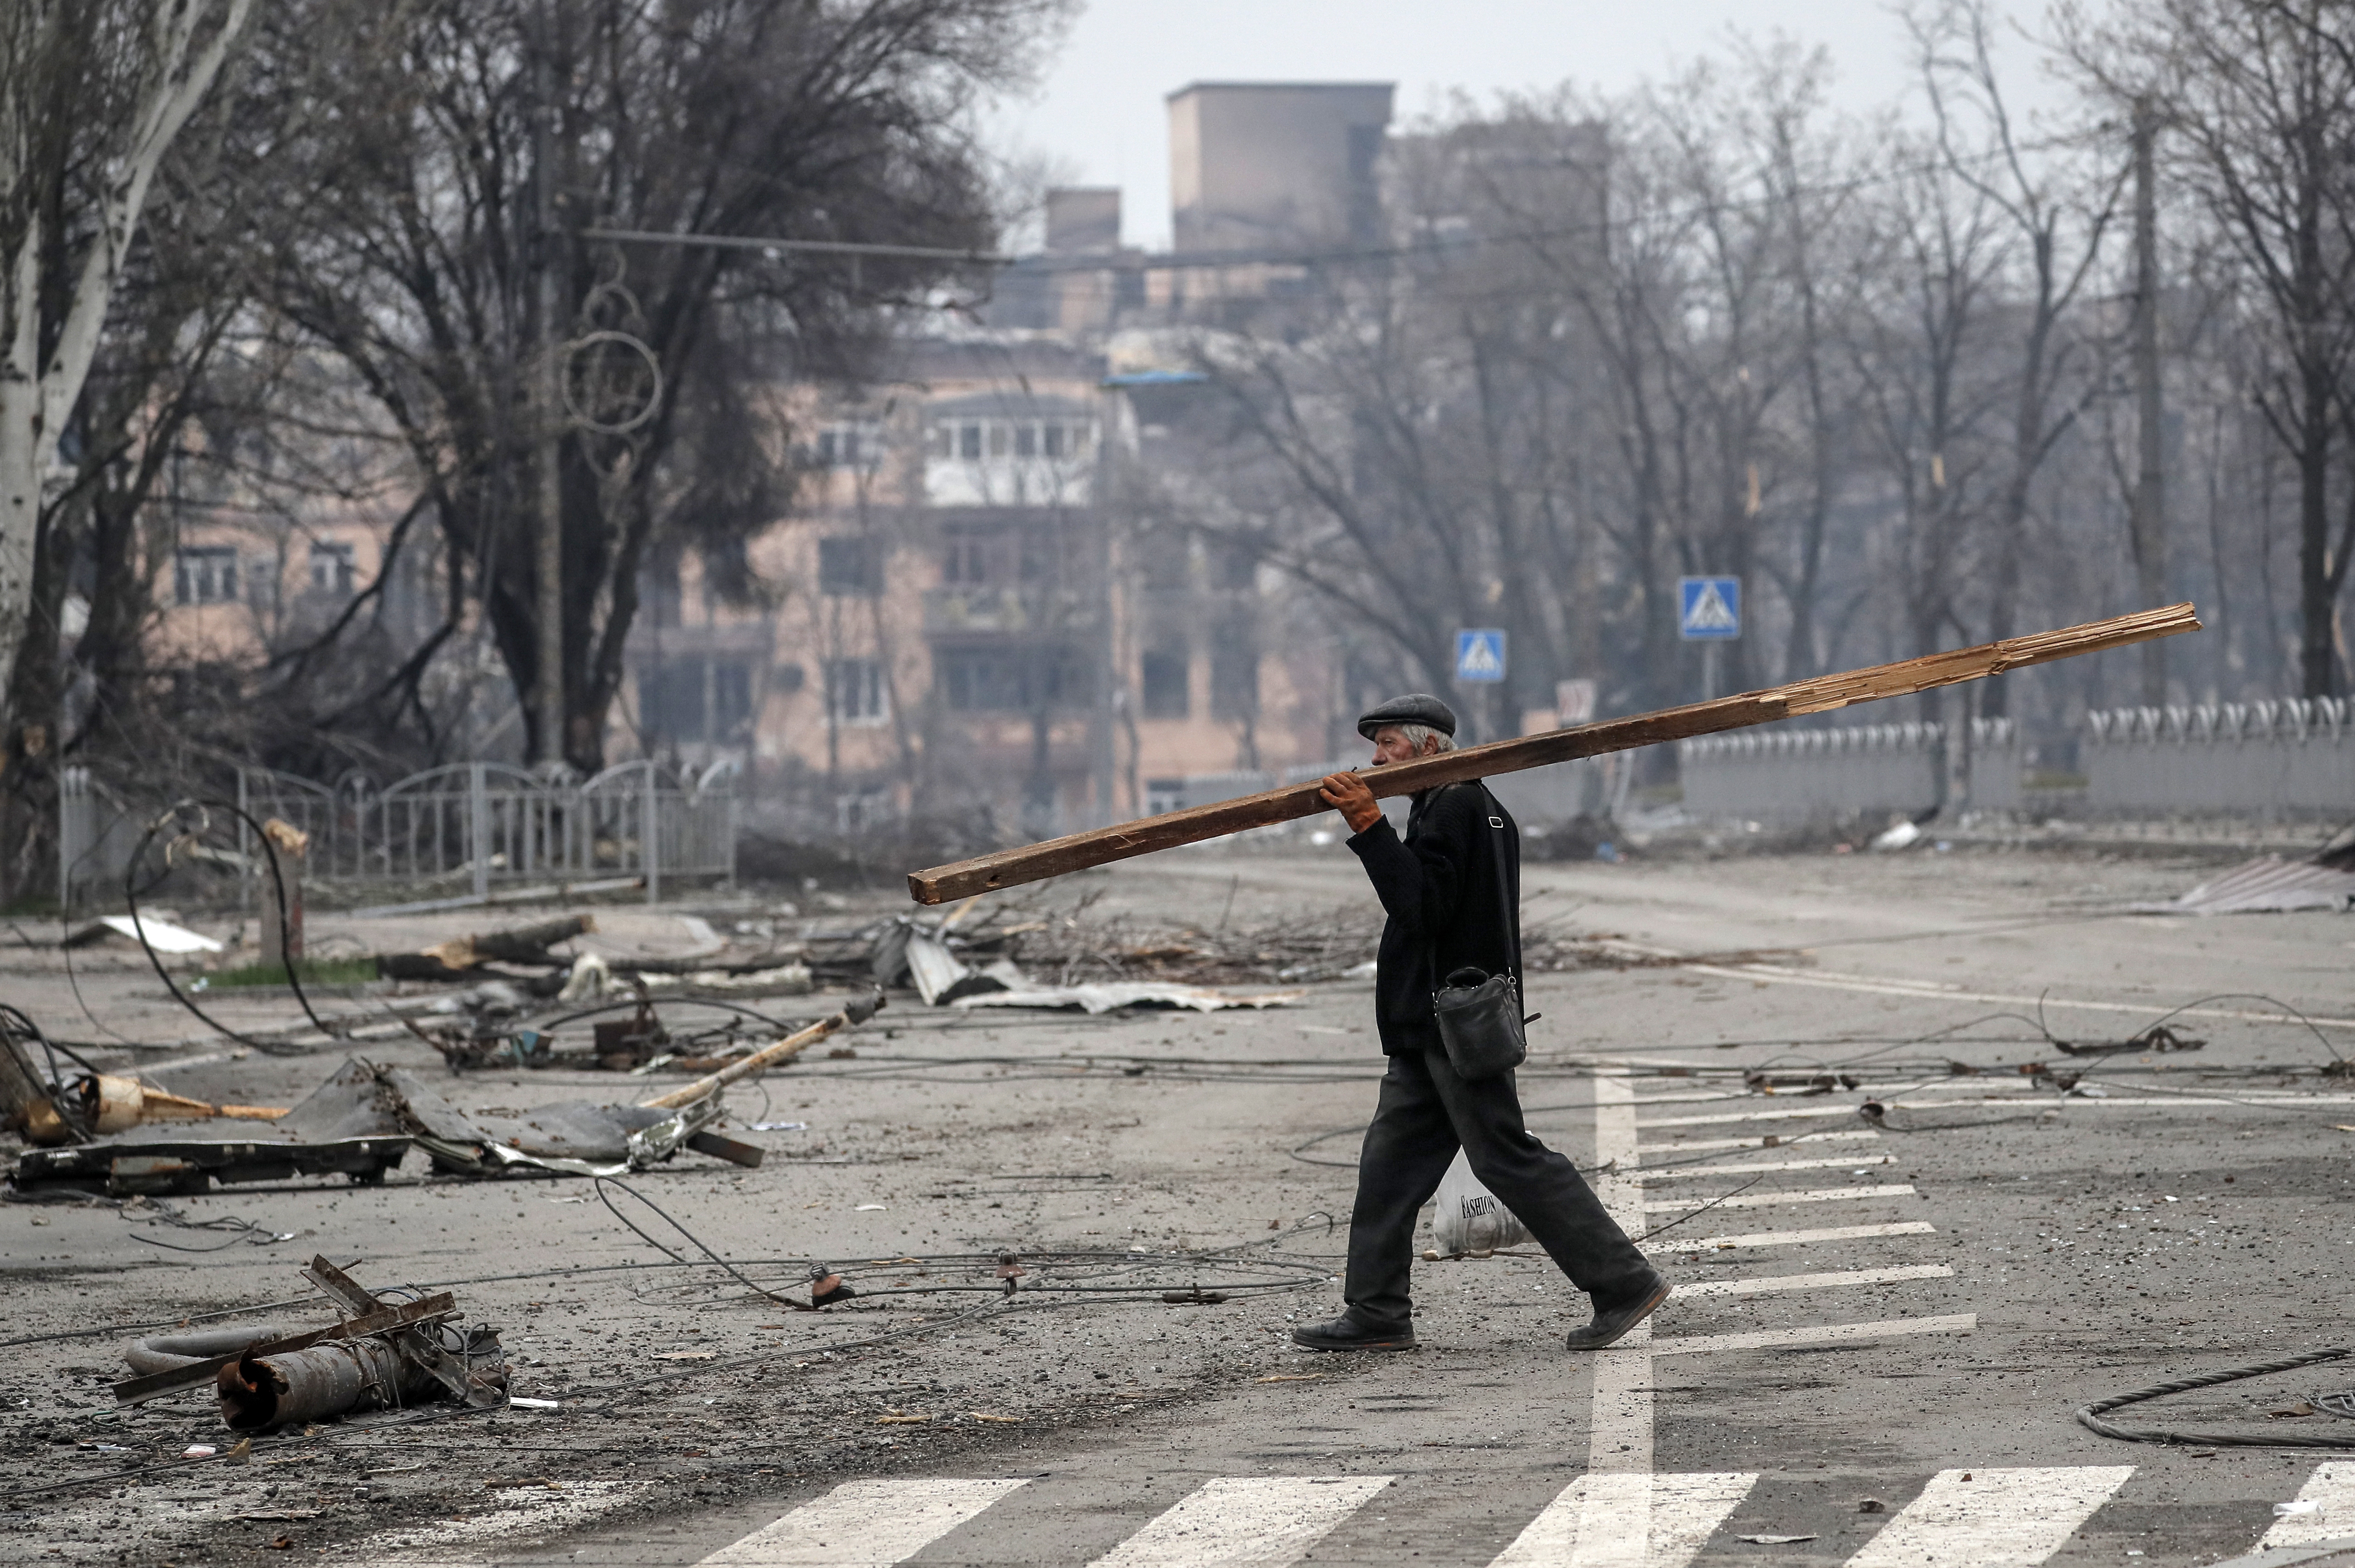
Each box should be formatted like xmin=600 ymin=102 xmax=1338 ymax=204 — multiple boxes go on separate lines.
xmin=1678 ymin=576 xmax=1741 ymax=640
xmin=1454 ymin=628 xmax=1508 ymax=683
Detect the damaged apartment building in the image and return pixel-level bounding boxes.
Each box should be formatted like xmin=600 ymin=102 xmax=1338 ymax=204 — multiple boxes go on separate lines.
xmin=645 ymin=82 xmax=1407 ymax=839
xmin=152 ymin=83 xmax=1411 ymax=839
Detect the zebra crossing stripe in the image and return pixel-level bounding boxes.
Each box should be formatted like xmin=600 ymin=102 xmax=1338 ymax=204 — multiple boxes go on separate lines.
xmin=2260 ymin=1461 xmax=2355 ymax=1549
xmin=1638 ymin=1106 xmax=1863 ymax=1129
xmin=1637 ymin=1128 xmax=1886 ymax=1156
xmin=1638 ymin=1155 xmax=1895 ymax=1182
xmin=1842 ymin=1466 xmax=2135 ymax=1568
xmin=1671 ymin=1264 xmax=1953 ymax=1298
xmin=694 ymin=1477 xmax=1027 ymax=1567
xmin=1654 ymin=1220 xmax=1938 ymax=1253
xmin=1085 ymin=1476 xmax=1394 ymax=1568
xmin=1643 ymin=1183 xmax=1916 ymax=1213
xmin=1487 ymin=1471 xmax=1756 ymax=1568
xmin=1650 ymin=1314 xmax=1976 ymax=1356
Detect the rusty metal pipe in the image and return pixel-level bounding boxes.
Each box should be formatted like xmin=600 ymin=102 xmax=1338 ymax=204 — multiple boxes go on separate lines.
xmin=215 ymin=1337 xmax=440 ymax=1430
xmin=124 ymin=1326 xmax=292 ymax=1378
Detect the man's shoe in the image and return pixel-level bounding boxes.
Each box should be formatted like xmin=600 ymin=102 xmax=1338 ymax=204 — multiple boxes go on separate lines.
xmin=1565 ymin=1274 xmax=1671 ymax=1351
xmin=1291 ymin=1314 xmax=1415 ymax=1352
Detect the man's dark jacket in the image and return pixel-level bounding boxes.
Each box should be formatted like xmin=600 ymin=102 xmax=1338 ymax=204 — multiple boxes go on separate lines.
xmin=1345 ymin=780 xmax=1520 ymax=1056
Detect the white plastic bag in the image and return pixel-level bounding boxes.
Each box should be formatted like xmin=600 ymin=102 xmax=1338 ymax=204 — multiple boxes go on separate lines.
xmin=1431 ymin=1148 xmax=1533 ymax=1256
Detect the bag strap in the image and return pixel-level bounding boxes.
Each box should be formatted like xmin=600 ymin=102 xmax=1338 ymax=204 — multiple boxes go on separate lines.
xmin=1481 ymin=784 xmax=1522 ymax=997
xmin=1423 ymin=783 xmax=1522 ymax=994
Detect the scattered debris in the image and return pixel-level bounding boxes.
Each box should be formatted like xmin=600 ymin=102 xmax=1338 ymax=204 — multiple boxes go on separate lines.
xmin=1858 ymin=1498 xmax=1886 ymax=1514
xmin=2153 ymin=854 xmax=2355 ymax=915
xmin=117 ymin=1256 xmax=505 ymax=1430
xmin=18 ymin=1073 xmax=287 ymax=1146
xmin=2051 ymin=1024 xmax=2205 ymax=1058
xmin=63 ymin=914 xmax=224 ymax=954
xmin=954 ymin=983 xmax=1302 ymax=1014
xmin=13 ymin=991 xmax=882 ymax=1192
xmin=1744 ymin=1071 xmax=1861 ymax=1094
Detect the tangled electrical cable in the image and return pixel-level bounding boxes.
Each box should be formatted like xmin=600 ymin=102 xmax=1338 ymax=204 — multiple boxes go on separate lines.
xmin=0 ymin=1000 xmax=103 ymax=1142
xmin=589 ymin=1176 xmax=1336 ymax=1357
xmin=2077 ymin=1348 xmax=2355 ymax=1450
xmin=124 ymin=798 xmax=329 ymax=1054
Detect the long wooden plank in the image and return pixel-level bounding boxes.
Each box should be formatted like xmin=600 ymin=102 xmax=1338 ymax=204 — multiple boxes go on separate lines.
xmin=907 ymin=603 xmax=2199 ymax=905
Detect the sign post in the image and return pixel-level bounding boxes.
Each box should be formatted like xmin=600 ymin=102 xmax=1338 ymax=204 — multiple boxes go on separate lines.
xmin=1678 ymin=576 xmax=1741 ymax=699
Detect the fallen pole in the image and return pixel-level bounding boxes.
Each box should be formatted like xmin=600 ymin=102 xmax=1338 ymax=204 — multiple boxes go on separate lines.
xmin=907 ymin=602 xmax=2202 ymax=905
xmin=636 ymin=991 xmax=884 ymax=1110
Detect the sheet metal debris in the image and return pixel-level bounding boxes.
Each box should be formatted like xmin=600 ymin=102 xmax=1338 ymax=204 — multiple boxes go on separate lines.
xmin=953 ymin=983 xmax=1302 ymax=1014
xmin=2154 ymin=854 xmax=2355 ymax=915
xmin=13 ymin=991 xmax=881 ymax=1192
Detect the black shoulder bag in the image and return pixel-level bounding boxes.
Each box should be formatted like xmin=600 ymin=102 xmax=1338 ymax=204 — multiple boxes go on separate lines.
xmin=1429 ymin=788 xmax=1530 ymax=1082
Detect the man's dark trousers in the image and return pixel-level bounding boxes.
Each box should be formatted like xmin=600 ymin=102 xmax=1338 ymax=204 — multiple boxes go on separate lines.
xmin=1343 ymin=1047 xmax=1653 ymax=1332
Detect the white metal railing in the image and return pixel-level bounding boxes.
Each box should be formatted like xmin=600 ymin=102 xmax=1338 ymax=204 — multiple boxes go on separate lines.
xmin=45 ymin=759 xmax=735 ymax=914
xmin=1677 ymin=717 xmax=2021 ymax=822
xmin=233 ymin=759 xmax=735 ymax=905
xmin=2083 ymin=697 xmax=2355 ymax=816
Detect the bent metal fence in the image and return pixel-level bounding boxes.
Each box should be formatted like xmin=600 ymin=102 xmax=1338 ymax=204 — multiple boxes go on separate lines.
xmin=57 ymin=760 xmax=735 ymax=913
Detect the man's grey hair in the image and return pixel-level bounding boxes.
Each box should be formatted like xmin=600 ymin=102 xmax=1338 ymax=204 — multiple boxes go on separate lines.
xmin=1392 ymin=722 xmax=1456 ymax=755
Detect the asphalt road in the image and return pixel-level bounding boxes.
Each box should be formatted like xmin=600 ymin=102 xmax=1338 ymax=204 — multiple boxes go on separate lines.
xmin=7 ymin=842 xmax=2355 ymax=1567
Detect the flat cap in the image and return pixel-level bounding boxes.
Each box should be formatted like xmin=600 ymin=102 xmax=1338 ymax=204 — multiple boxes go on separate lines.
xmin=1357 ymin=693 xmax=1457 ymax=741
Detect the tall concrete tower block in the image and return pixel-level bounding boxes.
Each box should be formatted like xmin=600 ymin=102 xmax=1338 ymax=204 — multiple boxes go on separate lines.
xmin=1045 ymin=188 xmax=1123 ymax=253
xmin=1167 ymin=82 xmax=1395 ymax=254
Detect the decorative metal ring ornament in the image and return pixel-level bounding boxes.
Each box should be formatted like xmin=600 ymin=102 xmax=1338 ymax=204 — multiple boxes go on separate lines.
xmin=559 ymin=328 xmax=663 ymax=436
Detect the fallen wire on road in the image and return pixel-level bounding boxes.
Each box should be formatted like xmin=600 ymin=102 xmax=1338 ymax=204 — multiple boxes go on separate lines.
xmin=2077 ymin=1348 xmax=2355 ymax=1450
xmin=591 ymin=1175 xmax=1336 ymax=1355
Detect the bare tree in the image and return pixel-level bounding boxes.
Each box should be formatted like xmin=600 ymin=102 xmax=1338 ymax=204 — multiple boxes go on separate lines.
xmin=253 ymin=0 xmax=1070 ymax=772
xmin=0 ymin=0 xmax=253 ymax=767
xmin=2067 ymin=0 xmax=2355 ymax=697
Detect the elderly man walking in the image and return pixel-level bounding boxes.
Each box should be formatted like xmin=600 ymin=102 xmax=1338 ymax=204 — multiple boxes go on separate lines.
xmin=1295 ymin=693 xmax=1669 ymax=1353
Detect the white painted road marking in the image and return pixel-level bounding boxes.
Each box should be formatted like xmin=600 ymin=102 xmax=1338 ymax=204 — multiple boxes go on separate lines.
xmin=1582 ymin=1073 xmax=1659 ymax=1565
xmin=1650 ymin=1314 xmax=1976 ymax=1356
xmin=1841 ymin=1465 xmax=2134 ymax=1568
xmin=1671 ymin=1264 xmax=1953 ymax=1298
xmin=1490 ymin=1471 xmax=1757 ymax=1568
xmin=1639 ymin=1106 xmax=1864 ymax=1129
xmin=1086 ymin=1475 xmax=1393 ymax=1568
xmin=2260 ymin=1461 xmax=2355 ymax=1549
xmin=343 ymin=1482 xmax=643 ymax=1565
xmin=1653 ymin=1220 xmax=1939 ymax=1253
xmin=1644 ymin=1183 xmax=1916 ymax=1213
xmin=1638 ymin=1154 xmax=1894 ymax=1182
xmin=1692 ymin=960 xmax=2355 ymax=1031
xmin=695 ymin=1477 xmax=1027 ymax=1567
xmin=1640 ymin=1128 xmax=1884 ymax=1155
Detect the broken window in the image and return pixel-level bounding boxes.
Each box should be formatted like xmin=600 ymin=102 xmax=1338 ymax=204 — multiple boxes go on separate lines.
xmin=817 ymin=536 xmax=880 ymax=596
xmin=1210 ymin=643 xmax=1259 ymax=720
xmin=937 ymin=646 xmax=1077 ymax=712
xmin=309 ymin=541 xmax=356 ymax=597
xmin=1140 ymin=646 xmax=1189 ymax=718
xmin=174 ymin=546 xmax=238 ymax=606
xmin=824 ymin=658 xmax=889 ymax=724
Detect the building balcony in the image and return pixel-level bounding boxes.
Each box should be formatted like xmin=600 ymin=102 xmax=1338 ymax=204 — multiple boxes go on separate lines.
xmin=923 ymin=586 xmax=1099 ymax=638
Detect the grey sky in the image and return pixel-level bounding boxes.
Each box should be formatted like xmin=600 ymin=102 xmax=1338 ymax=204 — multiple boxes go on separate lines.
xmin=983 ymin=0 xmax=2069 ymax=250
